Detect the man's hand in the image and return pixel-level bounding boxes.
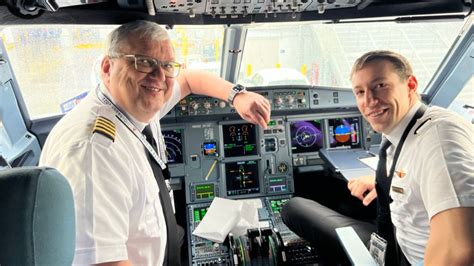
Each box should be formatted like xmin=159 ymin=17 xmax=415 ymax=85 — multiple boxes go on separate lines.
xmin=233 ymin=91 xmax=271 ymax=129
xmin=347 ymin=175 xmax=376 ymax=206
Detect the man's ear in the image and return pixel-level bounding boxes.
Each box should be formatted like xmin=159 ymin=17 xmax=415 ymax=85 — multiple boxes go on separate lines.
xmin=101 ymin=56 xmax=111 ymax=83
xmin=407 ymin=75 xmax=418 ymax=93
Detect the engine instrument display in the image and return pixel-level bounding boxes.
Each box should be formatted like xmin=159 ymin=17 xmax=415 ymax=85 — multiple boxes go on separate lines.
xmin=290 ymin=119 xmax=324 ymax=154
xmin=328 ymin=117 xmax=361 ymax=149
xmin=162 ymin=129 xmax=184 ymax=164
xmin=222 ymin=123 xmax=258 ymax=158
xmin=225 ymin=160 xmax=260 ymax=196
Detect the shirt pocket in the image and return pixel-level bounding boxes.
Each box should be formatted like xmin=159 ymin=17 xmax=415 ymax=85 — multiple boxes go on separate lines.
xmin=390 ymin=183 xmax=410 ymax=203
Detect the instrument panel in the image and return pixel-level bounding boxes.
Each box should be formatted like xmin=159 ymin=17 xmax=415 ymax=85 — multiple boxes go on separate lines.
xmin=161 ymin=86 xmax=379 ymax=265
xmin=187 ymin=195 xmax=319 ymax=265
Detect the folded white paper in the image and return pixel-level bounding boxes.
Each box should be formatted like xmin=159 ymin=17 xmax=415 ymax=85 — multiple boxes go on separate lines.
xmin=192 ymin=197 xmax=259 ymax=243
xmin=359 ymin=156 xmax=379 ymax=171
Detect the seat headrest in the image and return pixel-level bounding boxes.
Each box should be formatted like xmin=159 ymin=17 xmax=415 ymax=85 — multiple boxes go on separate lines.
xmin=0 ymin=167 xmax=75 ymax=266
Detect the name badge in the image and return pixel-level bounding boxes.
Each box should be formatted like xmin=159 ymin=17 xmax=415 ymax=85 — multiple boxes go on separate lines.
xmin=369 ymin=232 xmax=387 ymax=265
xmin=392 ymin=186 xmax=404 ymax=194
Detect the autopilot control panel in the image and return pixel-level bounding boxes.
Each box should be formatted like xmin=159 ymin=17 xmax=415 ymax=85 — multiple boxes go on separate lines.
xmin=161 ymin=86 xmax=380 ymax=265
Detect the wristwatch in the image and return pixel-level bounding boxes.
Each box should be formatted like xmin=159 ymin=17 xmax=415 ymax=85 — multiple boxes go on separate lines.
xmin=227 ymin=84 xmax=246 ymax=104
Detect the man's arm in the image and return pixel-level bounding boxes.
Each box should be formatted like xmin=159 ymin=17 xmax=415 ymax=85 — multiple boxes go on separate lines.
xmin=347 ymin=175 xmax=377 ymax=206
xmin=176 ymin=69 xmax=271 ymax=128
xmin=424 ymin=207 xmax=473 ymax=265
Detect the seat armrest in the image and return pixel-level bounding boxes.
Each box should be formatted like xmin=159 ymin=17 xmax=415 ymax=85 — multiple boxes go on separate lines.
xmin=335 ymin=226 xmax=377 ymax=266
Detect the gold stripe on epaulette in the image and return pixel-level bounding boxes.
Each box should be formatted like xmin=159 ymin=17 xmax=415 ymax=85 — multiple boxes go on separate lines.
xmin=96 ymin=119 xmax=115 ymax=133
xmin=93 ymin=116 xmax=116 ymax=142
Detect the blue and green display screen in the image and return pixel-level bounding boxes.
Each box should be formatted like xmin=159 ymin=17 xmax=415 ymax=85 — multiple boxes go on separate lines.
xmin=328 ymin=117 xmax=361 ymax=149
xmin=203 ymin=141 xmax=218 ymax=156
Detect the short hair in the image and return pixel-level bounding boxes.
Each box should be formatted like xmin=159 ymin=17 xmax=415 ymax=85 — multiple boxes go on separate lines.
xmin=350 ymin=50 xmax=413 ymax=81
xmin=106 ymin=20 xmax=170 ymax=56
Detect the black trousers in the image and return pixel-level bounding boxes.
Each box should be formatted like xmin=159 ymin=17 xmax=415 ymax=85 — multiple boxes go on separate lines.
xmin=164 ymin=224 xmax=185 ymax=266
xmin=281 ymin=197 xmax=377 ymax=264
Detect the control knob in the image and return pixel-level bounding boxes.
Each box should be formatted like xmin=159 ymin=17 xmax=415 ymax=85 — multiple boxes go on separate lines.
xmin=190 ymin=101 xmax=199 ymax=110
xmin=278 ymin=162 xmax=288 ymax=173
xmin=274 ymin=96 xmax=283 ymax=106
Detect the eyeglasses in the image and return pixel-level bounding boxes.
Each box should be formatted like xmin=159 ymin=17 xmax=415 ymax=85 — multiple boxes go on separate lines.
xmin=110 ymin=54 xmax=181 ymax=78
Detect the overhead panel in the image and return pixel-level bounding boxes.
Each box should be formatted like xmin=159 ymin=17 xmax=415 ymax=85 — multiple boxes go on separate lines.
xmin=154 ymin=0 xmax=361 ymax=17
xmin=305 ymin=0 xmax=361 ymax=13
xmin=154 ymin=0 xmax=207 ymax=16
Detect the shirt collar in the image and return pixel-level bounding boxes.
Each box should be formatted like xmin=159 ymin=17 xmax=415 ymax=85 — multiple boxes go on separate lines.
xmin=132 ymin=117 xmax=147 ymax=132
xmin=99 ymin=82 xmax=114 ymax=103
xmin=384 ymin=101 xmax=422 ymax=147
xmin=98 ymin=82 xmax=147 ymax=132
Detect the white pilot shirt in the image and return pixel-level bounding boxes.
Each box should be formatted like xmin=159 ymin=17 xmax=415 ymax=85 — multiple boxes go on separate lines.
xmin=383 ymin=102 xmax=474 ymax=264
xmin=39 ymin=82 xmax=181 ymax=265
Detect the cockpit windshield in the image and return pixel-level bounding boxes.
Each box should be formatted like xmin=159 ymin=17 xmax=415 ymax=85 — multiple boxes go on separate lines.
xmin=0 ymin=18 xmax=467 ymax=118
xmin=237 ymin=20 xmax=464 ymax=90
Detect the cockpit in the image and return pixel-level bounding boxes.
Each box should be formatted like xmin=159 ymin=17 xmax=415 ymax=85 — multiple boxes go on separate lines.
xmin=0 ymin=1 xmax=472 ymax=265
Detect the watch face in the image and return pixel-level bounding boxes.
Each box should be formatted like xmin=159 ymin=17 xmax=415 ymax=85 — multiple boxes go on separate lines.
xmin=228 ymin=84 xmax=246 ymax=103
xmin=234 ymin=84 xmax=245 ymax=92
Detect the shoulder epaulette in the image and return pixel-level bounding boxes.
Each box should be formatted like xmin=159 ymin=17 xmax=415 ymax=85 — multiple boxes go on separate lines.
xmin=92 ymin=116 xmax=116 ymax=142
xmin=414 ymin=118 xmax=432 ymax=135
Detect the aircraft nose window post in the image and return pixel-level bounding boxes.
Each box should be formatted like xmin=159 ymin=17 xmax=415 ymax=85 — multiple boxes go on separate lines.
xmin=1 ymin=2 xmax=473 ymax=266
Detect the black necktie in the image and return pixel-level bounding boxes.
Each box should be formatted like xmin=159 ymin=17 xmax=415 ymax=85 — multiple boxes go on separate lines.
xmin=142 ymin=125 xmax=180 ymax=266
xmin=375 ymin=138 xmax=398 ymax=265
xmin=376 ymin=138 xmax=392 ymax=210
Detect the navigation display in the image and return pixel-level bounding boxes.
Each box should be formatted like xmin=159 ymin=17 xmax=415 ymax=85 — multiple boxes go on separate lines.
xmin=222 ymin=123 xmax=258 ymax=157
xmin=328 ymin=117 xmax=361 ymax=149
xmin=225 ymin=160 xmax=260 ymax=196
xmin=290 ymin=119 xmax=324 ymax=154
xmin=163 ymin=129 xmax=184 ymax=164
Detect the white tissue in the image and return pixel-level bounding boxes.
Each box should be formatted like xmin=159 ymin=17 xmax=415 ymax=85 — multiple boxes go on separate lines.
xmin=192 ymin=197 xmax=259 ymax=243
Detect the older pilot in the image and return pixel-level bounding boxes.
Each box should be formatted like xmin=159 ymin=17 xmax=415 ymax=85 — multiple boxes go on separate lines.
xmin=40 ymin=20 xmax=271 ymax=266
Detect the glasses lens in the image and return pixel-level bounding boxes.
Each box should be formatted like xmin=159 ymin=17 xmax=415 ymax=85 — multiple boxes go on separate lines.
xmin=162 ymin=62 xmax=181 ymax=78
xmin=130 ymin=55 xmax=180 ymax=77
xmin=134 ymin=56 xmax=156 ymax=73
